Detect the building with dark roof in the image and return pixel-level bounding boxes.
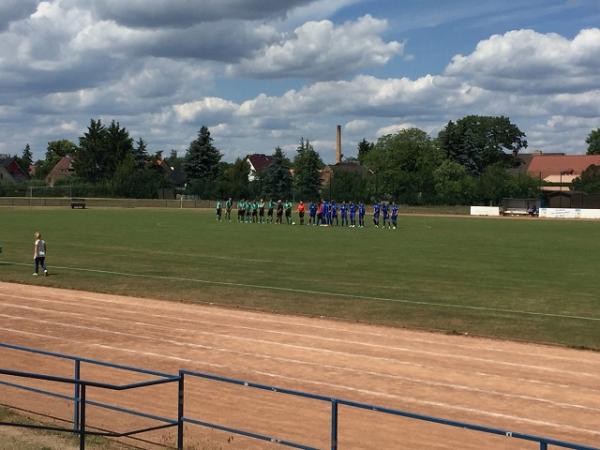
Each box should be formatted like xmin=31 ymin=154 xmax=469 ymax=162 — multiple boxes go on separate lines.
xmin=246 ymin=154 xmax=274 ymax=181
xmin=0 ymin=155 xmax=29 ymax=184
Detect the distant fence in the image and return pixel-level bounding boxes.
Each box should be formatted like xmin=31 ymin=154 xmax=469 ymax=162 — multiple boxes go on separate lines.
xmin=0 ymin=197 xmax=214 ymax=209
xmin=0 ymin=342 xmax=597 ymax=450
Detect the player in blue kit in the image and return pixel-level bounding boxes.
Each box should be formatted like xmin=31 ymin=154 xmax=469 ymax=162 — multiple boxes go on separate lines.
xmin=309 ymin=202 xmax=317 ymax=225
xmin=358 ymin=202 xmax=366 ymax=227
xmin=381 ymin=202 xmax=389 ymax=228
xmin=391 ymin=202 xmax=399 ymax=229
xmin=322 ymin=201 xmax=330 ymax=225
xmin=331 ymin=201 xmax=338 ymax=226
xmin=373 ymin=202 xmax=381 ymax=228
xmin=349 ymin=202 xmax=357 ymax=227
xmin=340 ymin=202 xmax=348 ymax=226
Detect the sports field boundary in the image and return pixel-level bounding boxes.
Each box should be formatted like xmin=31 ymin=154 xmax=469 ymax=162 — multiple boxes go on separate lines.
xmin=2 ymin=260 xmax=600 ymax=324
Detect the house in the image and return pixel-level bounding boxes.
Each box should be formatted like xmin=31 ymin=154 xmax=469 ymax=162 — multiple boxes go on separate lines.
xmin=0 ymin=155 xmax=29 ymax=184
xmin=46 ymin=155 xmax=75 ymax=186
xmin=526 ymin=155 xmax=600 ymax=191
xmin=246 ymin=154 xmax=274 ymax=181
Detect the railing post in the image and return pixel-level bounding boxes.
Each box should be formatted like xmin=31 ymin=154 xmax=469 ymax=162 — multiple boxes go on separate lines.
xmin=79 ymin=384 xmax=86 ymax=450
xmin=73 ymin=359 xmax=81 ymax=431
xmin=177 ymin=372 xmax=185 ymax=450
xmin=331 ymin=400 xmax=338 ymax=450
xmin=539 ymin=442 xmax=547 ymax=450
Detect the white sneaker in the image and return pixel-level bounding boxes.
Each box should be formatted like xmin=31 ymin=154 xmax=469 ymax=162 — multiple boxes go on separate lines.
xmin=44 ymin=270 xmax=48 ymax=276
xmin=33 ymin=273 xmax=38 ymax=276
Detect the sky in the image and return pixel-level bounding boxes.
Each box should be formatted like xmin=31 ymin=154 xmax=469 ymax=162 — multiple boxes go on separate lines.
xmin=0 ymin=0 xmax=599 ymax=163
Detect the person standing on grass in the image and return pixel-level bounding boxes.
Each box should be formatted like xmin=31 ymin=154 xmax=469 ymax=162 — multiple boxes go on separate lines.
xmin=358 ymin=202 xmax=366 ymax=228
xmin=349 ymin=202 xmax=357 ymax=227
xmin=216 ymin=200 xmax=222 ymax=222
xmin=285 ymin=200 xmax=293 ymax=224
xmin=381 ymin=202 xmax=389 ymax=228
xmin=258 ymin=199 xmax=266 ymax=223
xmin=237 ymin=199 xmax=245 ymax=223
xmin=340 ymin=201 xmax=347 ymax=227
xmin=297 ymin=201 xmax=306 ymax=225
xmin=373 ymin=202 xmax=381 ymax=228
xmin=309 ymin=201 xmax=317 ymax=225
xmin=276 ymin=200 xmax=284 ymax=224
xmin=225 ymin=198 xmax=233 ymax=222
xmin=33 ymin=232 xmax=48 ymax=276
xmin=267 ymin=199 xmax=275 ymax=223
xmin=331 ymin=201 xmax=339 ymax=226
xmin=391 ymin=202 xmax=399 ymax=229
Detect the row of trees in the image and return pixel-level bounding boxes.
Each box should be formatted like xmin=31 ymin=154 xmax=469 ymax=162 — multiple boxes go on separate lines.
xmin=10 ymin=117 xmax=600 ymax=202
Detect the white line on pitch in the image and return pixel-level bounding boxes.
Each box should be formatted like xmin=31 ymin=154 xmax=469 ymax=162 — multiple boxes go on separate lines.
xmin=2 ymin=262 xmax=600 ymax=323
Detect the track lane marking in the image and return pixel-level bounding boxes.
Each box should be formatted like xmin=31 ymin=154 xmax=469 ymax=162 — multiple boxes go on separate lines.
xmin=4 ymin=290 xmax=599 ymax=367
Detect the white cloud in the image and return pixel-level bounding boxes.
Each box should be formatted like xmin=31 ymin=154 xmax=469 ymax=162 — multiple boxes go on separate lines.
xmin=445 ymin=28 xmax=600 ymax=94
xmin=229 ymin=15 xmax=403 ymax=79
xmin=174 ymin=98 xmax=239 ymax=123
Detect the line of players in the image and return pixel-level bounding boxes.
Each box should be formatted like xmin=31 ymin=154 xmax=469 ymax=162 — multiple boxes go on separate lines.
xmin=216 ymin=199 xmax=399 ymax=229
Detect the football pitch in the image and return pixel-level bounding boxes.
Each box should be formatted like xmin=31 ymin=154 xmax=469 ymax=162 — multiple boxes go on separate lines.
xmin=1 ymin=208 xmax=599 ymax=349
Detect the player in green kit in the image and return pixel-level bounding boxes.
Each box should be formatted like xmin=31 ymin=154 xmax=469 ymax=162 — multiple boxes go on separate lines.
xmin=215 ymin=200 xmax=222 ymax=222
xmin=284 ymin=200 xmax=293 ymax=224
xmin=237 ymin=199 xmax=245 ymax=223
xmin=258 ymin=199 xmax=266 ymax=223
xmin=267 ymin=200 xmax=274 ymax=223
xmin=225 ymin=198 xmax=233 ymax=222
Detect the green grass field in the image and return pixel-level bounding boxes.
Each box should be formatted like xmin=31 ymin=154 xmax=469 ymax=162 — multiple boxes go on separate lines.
xmin=1 ymin=208 xmax=599 ymax=349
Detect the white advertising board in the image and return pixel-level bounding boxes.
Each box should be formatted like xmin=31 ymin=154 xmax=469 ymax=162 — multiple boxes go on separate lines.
xmin=470 ymin=206 xmax=501 ymax=216
xmin=539 ymin=208 xmax=600 ymax=219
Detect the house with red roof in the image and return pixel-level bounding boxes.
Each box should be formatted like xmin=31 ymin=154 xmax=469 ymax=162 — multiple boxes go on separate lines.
xmin=526 ymin=154 xmax=600 ymax=191
xmin=0 ymin=155 xmax=29 ymax=184
xmin=46 ymin=155 xmax=75 ymax=186
xmin=246 ymin=154 xmax=274 ymax=181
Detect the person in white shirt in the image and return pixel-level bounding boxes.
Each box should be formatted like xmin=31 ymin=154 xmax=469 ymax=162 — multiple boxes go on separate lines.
xmin=33 ymin=232 xmax=48 ymax=276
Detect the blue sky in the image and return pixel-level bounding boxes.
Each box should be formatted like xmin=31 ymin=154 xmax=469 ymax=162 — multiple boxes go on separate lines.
xmin=0 ymin=0 xmax=599 ymax=163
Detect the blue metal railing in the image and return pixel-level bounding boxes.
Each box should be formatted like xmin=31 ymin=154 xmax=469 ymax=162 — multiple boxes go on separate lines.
xmin=0 ymin=342 xmax=598 ymax=450
xmin=179 ymin=369 xmax=599 ymax=450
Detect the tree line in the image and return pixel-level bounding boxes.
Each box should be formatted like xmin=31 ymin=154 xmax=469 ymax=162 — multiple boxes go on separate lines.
xmin=6 ymin=117 xmax=600 ymax=203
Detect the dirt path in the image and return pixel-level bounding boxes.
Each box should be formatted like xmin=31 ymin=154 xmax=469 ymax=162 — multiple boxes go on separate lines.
xmin=0 ymin=282 xmax=599 ymax=449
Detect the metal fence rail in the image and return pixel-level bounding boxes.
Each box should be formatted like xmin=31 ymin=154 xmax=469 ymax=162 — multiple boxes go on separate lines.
xmin=0 ymin=342 xmax=598 ymax=450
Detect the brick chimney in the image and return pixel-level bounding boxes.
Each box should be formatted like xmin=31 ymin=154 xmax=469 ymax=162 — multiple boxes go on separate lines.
xmin=336 ymin=125 xmax=342 ymax=164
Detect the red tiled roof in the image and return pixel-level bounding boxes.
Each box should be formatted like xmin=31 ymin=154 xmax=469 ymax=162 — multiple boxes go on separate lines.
xmin=247 ymin=154 xmax=274 ymax=172
xmin=527 ymin=155 xmax=600 ymax=178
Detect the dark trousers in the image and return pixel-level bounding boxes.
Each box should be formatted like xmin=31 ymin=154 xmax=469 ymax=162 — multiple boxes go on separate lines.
xmin=34 ymin=257 xmax=46 ymax=273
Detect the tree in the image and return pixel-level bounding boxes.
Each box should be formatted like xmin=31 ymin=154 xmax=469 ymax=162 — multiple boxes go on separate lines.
xmin=325 ymin=169 xmax=369 ymax=202
xmin=572 ymin=164 xmax=600 ymax=193
xmin=362 ymin=128 xmax=442 ymax=203
xmin=438 ymin=115 xmax=527 ymax=175
xmin=74 ymin=119 xmax=108 ymax=182
xmin=357 ymin=138 xmax=374 ymax=164
xmin=433 ymin=160 xmax=474 ymax=205
xmin=586 ymin=128 xmax=600 ymax=155
xmin=184 ymin=126 xmax=222 ymax=197
xmin=293 ymin=138 xmax=324 ymax=201
xmin=132 ymin=138 xmax=149 ymax=168
xmin=217 ymin=158 xmax=251 ymax=199
xmin=104 ymin=120 xmax=134 ymax=176
xmin=262 ymin=147 xmax=292 ymax=200
xmin=18 ymin=144 xmax=33 ymax=172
